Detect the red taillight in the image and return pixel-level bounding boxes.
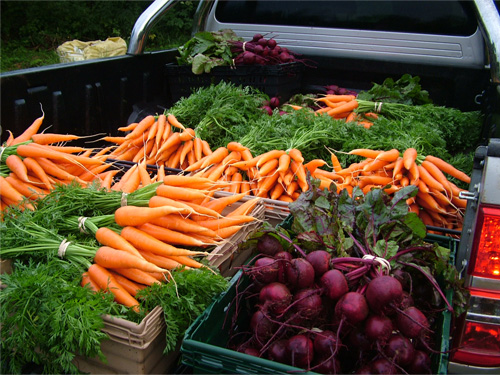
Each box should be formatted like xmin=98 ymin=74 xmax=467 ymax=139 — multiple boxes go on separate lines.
xmin=451 ymin=321 xmax=500 ymax=366
xmin=450 ymin=290 xmax=500 ymax=367
xmin=469 ymin=205 xmax=500 ymax=279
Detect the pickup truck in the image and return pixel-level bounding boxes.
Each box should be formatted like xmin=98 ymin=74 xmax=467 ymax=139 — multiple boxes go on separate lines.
xmin=1 ymin=0 xmax=499 ymax=374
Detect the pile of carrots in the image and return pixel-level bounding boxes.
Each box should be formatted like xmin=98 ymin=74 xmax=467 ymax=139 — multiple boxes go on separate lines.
xmin=307 ymin=147 xmax=470 ymax=234
xmin=1 ymin=111 xmax=471 ymax=236
xmin=289 ymin=93 xmax=378 ymax=128
xmin=82 ymin=175 xmax=261 ymax=311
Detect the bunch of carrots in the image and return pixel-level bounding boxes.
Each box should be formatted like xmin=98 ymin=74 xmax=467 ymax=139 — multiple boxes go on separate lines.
xmin=80 ymin=175 xmax=262 ymax=311
xmin=306 ymin=147 xmax=470 ymax=234
xmin=0 ymin=112 xmax=179 ymax=209
xmin=288 ymin=93 xmax=378 ymax=128
xmin=104 ymin=113 xmax=211 ymax=169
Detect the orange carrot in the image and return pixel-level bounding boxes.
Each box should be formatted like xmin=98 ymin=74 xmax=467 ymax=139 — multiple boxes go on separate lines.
xmin=81 ymin=272 xmax=101 ymax=292
xmin=179 ymin=139 xmax=194 ymax=166
xmin=392 ymin=157 xmax=404 ymax=180
xmin=206 ymin=162 xmax=227 ymax=182
xmin=421 ymin=160 xmax=452 ymax=190
xmin=287 ymin=148 xmax=304 ymax=164
xmin=240 ymin=180 xmax=251 ymax=195
xmin=256 ymin=172 xmax=280 ymax=198
xmin=179 ymin=128 xmax=196 ymax=142
xmin=226 ymin=141 xmax=248 ymax=152
xmin=358 ymin=121 xmax=374 ymax=129
xmin=112 ymin=267 xmax=163 ymax=286
xmin=137 ymin=162 xmax=152 ymax=186
xmin=195 ymin=215 xmax=256 ymax=231
xmin=286 ymin=180 xmax=299 ymax=196
xmin=375 ymin=148 xmax=400 ymax=162
xmin=165 ymin=255 xmax=206 ymax=269
xmin=140 ymin=250 xmax=186 ymax=270
xmin=348 ymin=148 xmax=382 ymax=159
xmin=125 ymin=115 xmax=156 ymax=140
xmin=256 ymin=150 xmax=286 ymax=168
xmin=156 ymin=183 xmax=211 ymax=201
xmin=362 ymin=158 xmax=390 ymax=173
xmin=201 ymin=140 xmax=212 ymax=156
xmin=114 ymin=205 xmax=192 ymax=227
xmin=269 ymin=183 xmax=290 ymax=200
xmin=200 ymin=146 xmax=229 ymax=169
xmin=320 ymin=94 xmax=356 ymax=102
xmin=120 ymin=226 xmax=209 ymax=257
xmin=304 ymin=159 xmax=328 ymax=174
xmin=119 ymin=165 xmax=142 ymax=193
xmin=4 ymin=174 xmax=47 ymax=199
xmin=95 ymin=227 xmax=145 ymax=260
xmin=6 ymin=154 xmax=31 ymax=183
xmin=167 ymin=113 xmax=186 ymax=130
xmin=150 ymin=214 xmax=218 ymax=236
xmin=417 ymin=163 xmax=447 ymax=193
xmin=118 ymin=122 xmax=138 ymax=132
xmin=138 ymin=222 xmax=214 ymax=247
xmin=4 ymin=130 xmax=15 ymax=147
xmin=94 ymin=246 xmax=167 ymax=273
xmin=429 ymin=188 xmax=453 ymax=207
xmin=424 ymin=155 xmax=471 ymax=184
xmin=11 ymin=111 xmax=45 ymax=145
xmin=214 ymin=225 xmax=242 ymax=239
xmin=416 ymin=191 xmax=448 ymax=213
xmin=156 ymin=132 xmax=182 ymax=156
xmin=325 ymin=99 xmax=359 ymax=116
xmin=330 ymin=152 xmax=343 ymax=173
xmin=290 ymin=160 xmax=309 ymax=192
xmin=204 ymin=192 xmax=248 ymax=214
xmin=146 ymin=120 xmax=159 ymax=143
xmin=277 ymin=153 xmax=291 ymax=175
xmin=149 ymin=195 xmax=221 ymax=219
xmin=16 ymin=143 xmax=104 ymax=166
xmin=22 ymin=156 xmax=53 ymax=190
xmin=358 ymin=175 xmax=394 ymax=186
xmin=258 ymin=158 xmax=279 ymax=178
xmin=418 ymin=179 xmax=430 ymax=194
xmin=31 ymin=132 xmax=80 ymax=145
xmin=229 ymin=172 xmax=243 ymax=194
xmin=345 ymin=111 xmax=358 ymax=123
xmin=0 ymin=175 xmax=35 ymax=210
xmin=403 ymin=148 xmax=418 ymax=170
xmin=87 ymin=264 xmax=140 ymax=312
xmin=108 ymin=270 xmax=147 ymax=296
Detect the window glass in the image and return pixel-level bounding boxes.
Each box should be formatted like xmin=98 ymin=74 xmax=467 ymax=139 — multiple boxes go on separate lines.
xmin=215 ymin=0 xmax=478 ymax=36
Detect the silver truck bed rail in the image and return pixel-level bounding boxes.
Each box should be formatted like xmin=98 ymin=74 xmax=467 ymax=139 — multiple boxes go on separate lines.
xmin=127 ymin=0 xmax=180 ymax=55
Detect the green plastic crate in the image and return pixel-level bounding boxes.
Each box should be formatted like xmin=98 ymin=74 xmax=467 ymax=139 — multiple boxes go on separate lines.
xmin=181 ymin=230 xmax=456 ymax=374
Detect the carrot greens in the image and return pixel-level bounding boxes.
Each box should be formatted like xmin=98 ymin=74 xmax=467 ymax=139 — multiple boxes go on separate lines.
xmin=0 ymin=258 xmax=122 ymax=374
xmin=135 ymin=267 xmax=229 ymax=353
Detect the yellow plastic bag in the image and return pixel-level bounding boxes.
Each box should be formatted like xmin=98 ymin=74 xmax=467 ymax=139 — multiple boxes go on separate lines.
xmin=56 ymin=37 xmax=127 ymax=63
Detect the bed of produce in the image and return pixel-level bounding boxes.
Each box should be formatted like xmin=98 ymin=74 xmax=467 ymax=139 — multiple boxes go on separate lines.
xmin=182 ymin=183 xmax=466 ymax=374
xmin=0 ymin=30 xmax=480 ymax=374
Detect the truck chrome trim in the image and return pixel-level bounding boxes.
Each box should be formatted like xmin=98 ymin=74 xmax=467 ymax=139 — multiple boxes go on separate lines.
xmin=128 ymin=0 xmax=180 ymax=55
xmin=474 ymin=0 xmax=500 ymax=83
xmin=481 ymin=157 xmax=500 ymax=206
xmin=448 ymin=362 xmax=500 ymax=374
xmin=470 ymin=276 xmax=500 ymax=292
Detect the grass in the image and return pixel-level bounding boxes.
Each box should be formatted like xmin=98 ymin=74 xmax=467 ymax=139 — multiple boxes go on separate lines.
xmin=1 ymin=42 xmax=61 ymax=72
xmin=0 ymin=36 xmax=191 ymax=73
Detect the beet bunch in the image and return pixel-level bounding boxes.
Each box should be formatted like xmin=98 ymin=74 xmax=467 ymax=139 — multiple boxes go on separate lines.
xmin=226 ymin=231 xmax=443 ymax=374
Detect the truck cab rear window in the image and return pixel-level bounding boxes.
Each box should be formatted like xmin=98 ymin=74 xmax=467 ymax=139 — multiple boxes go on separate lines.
xmin=214 ymin=0 xmax=477 ymax=36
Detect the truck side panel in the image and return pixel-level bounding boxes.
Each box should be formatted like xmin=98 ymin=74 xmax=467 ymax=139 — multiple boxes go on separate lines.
xmin=1 ymin=50 xmax=177 ymax=143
